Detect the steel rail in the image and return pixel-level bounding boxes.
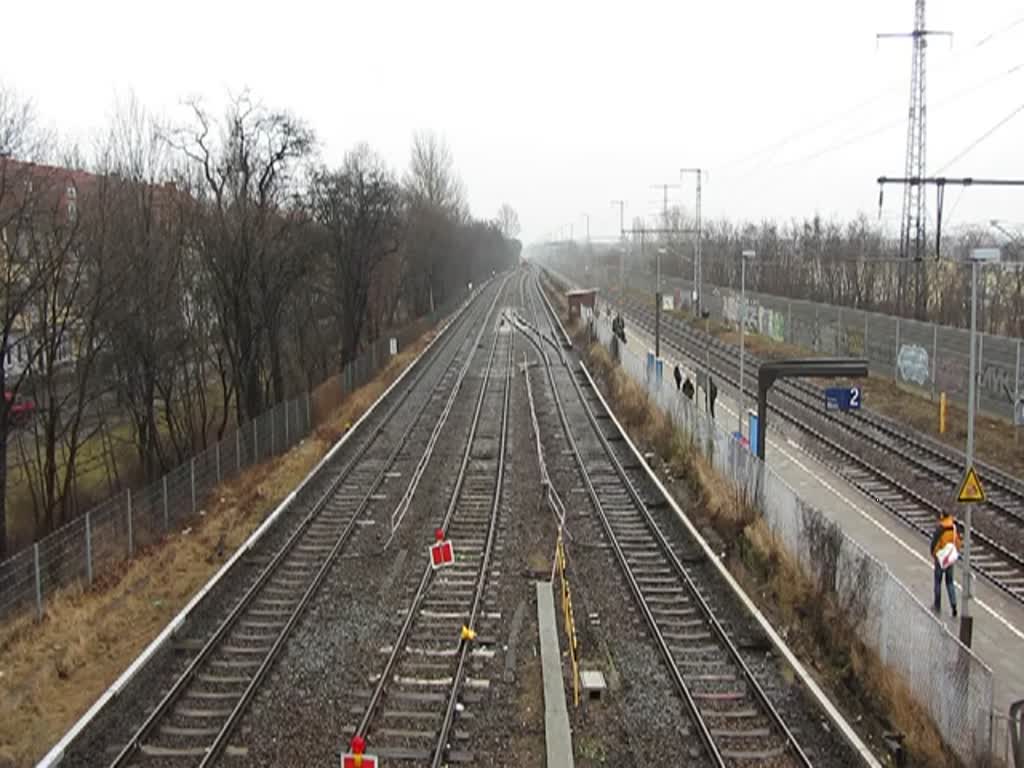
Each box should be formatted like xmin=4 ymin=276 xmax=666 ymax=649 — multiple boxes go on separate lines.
xmin=614 ymin=295 xmax=1024 ymax=602
xmin=526 ymin=274 xmax=813 ymax=766
xmin=429 ymin=318 xmax=513 ymax=767
xmin=647 ymin=298 xmax=1024 ymax=524
xmin=511 ymin=311 xmax=726 ymax=763
xmin=350 ymin=312 xmax=511 ymax=754
xmin=197 ymin=282 xmax=513 ymax=766
xmin=108 ymin=280 xmax=502 ymax=768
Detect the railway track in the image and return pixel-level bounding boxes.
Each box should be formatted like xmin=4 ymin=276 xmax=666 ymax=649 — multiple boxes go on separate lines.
xmin=606 ymin=289 xmax=1024 ymax=605
xmin=344 ymin=310 xmax=513 ymax=766
xmin=518 ymin=273 xmax=813 ymax=767
xmin=103 ymin=279 xmax=509 ymax=767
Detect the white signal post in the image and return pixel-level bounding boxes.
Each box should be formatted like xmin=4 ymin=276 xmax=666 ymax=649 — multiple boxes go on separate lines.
xmin=961 ymin=246 xmax=999 ymax=646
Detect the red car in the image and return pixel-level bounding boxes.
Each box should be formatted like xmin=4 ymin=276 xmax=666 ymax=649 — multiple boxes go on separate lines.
xmin=5 ymin=391 xmax=36 ymax=426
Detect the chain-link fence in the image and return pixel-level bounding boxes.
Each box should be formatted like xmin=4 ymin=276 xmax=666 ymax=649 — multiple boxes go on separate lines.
xmin=0 ymin=395 xmax=311 ymax=622
xmin=608 ymin=269 xmax=1024 ymax=425
xmin=593 ymin=312 xmax=995 ymax=766
xmin=0 ymin=298 xmax=458 ymax=623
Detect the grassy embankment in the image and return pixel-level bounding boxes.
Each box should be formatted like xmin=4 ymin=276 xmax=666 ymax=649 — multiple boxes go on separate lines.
xmin=0 ymin=329 xmax=436 ymax=767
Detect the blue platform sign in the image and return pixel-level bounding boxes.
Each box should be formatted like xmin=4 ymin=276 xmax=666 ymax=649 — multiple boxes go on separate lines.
xmin=825 ymin=386 xmax=862 ymax=412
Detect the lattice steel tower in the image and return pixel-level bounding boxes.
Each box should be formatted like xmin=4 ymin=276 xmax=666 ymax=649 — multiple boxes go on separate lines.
xmin=878 ymin=0 xmax=951 ymax=260
xmin=901 ymin=0 xmax=928 ymax=260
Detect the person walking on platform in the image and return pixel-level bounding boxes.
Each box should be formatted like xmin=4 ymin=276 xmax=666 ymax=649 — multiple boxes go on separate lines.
xmin=708 ymin=376 xmax=718 ymax=418
xmin=673 ymin=364 xmax=682 ymax=391
xmin=682 ymin=376 xmax=695 ymax=401
xmin=930 ymin=510 xmax=962 ymax=617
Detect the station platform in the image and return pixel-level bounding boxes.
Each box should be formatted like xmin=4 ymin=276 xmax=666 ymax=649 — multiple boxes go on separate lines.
xmin=609 ymin=310 xmax=1024 ymax=730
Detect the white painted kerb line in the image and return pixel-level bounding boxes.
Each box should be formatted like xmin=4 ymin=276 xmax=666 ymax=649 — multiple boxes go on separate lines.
xmin=578 ymin=361 xmax=882 ymax=768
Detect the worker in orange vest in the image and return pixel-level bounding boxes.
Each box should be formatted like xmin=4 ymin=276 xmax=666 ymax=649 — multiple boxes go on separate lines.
xmin=930 ymin=511 xmax=962 ymax=617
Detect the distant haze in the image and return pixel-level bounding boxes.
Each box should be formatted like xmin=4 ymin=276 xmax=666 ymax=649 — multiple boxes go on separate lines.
xmin=2 ymin=0 xmax=1022 ymax=242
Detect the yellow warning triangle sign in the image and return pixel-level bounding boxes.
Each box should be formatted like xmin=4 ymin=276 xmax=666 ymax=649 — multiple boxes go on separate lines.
xmin=957 ymin=466 xmax=986 ymax=503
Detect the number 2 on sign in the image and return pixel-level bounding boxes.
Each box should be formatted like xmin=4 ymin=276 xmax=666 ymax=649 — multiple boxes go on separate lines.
xmin=849 ymin=386 xmax=861 ymax=409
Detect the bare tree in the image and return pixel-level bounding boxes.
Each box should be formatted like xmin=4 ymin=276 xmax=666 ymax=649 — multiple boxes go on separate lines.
xmin=173 ymin=94 xmax=315 ymax=422
xmin=403 ymin=132 xmax=467 ymax=313
xmin=310 ymin=145 xmax=402 ymax=369
xmin=22 ymin=155 xmax=120 ymax=531
xmin=97 ymin=98 xmax=189 ymax=478
xmin=0 ymin=87 xmax=55 ymax=554
xmin=405 ymin=131 xmax=465 ymax=214
xmin=496 ymin=203 xmax=520 ymax=240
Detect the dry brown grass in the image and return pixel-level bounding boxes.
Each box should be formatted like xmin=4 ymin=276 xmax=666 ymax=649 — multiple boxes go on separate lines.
xmin=0 ymin=328 xmax=437 ymax=767
xmin=584 ymin=338 xmax=959 ymax=768
xmin=734 ymin=519 xmax=956 ymax=768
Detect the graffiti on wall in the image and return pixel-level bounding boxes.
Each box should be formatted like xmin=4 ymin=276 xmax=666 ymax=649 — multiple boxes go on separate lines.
xmin=897 ymin=344 xmax=930 ymax=386
xmin=934 ymin=352 xmax=1018 ymax=410
xmin=979 ymin=362 xmax=1016 ymax=405
xmin=722 ymin=294 xmax=786 ymax=342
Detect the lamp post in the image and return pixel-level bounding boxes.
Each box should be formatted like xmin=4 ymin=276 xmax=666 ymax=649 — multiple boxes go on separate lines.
xmin=680 ymin=167 xmax=702 ymax=314
xmin=739 ymin=249 xmax=755 ymax=438
xmin=656 ymin=246 xmax=667 ymax=358
xmin=961 ymin=246 xmax=1000 ymax=646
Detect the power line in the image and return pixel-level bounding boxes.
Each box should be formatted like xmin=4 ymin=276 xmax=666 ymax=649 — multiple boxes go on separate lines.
xmin=718 ymin=14 xmax=1021 ymax=176
xmin=935 ymin=100 xmax=1024 ymax=173
xmin=974 ymin=14 xmax=1024 ymax=48
xmin=743 ymin=62 xmax=1023 ymax=179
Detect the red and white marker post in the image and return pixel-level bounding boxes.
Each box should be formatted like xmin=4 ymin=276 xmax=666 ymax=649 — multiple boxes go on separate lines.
xmin=342 ymin=735 xmax=378 ymax=768
xmin=429 ymin=528 xmax=454 ymax=569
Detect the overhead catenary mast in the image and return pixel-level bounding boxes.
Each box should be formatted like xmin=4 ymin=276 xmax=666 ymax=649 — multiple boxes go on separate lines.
xmin=876 ymin=0 xmax=952 ymax=317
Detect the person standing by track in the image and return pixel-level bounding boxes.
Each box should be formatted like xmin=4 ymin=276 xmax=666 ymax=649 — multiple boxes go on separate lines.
xmin=930 ymin=510 xmax=962 ymax=617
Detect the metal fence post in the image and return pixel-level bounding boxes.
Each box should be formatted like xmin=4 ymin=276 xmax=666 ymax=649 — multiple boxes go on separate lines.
xmin=236 ymin=427 xmax=242 ymax=472
xmin=864 ymin=311 xmax=869 ymax=359
xmin=163 ymin=475 xmax=169 ymax=531
xmin=271 ymin=404 xmax=276 ymax=455
xmin=813 ymin=305 xmax=819 ymax=351
xmin=33 ymin=542 xmax=42 ymax=619
xmin=127 ymin=489 xmax=134 ymax=558
xmin=253 ymin=418 xmax=259 ymax=463
xmin=215 ymin=441 xmax=221 ymax=483
xmin=895 ymin=317 xmax=901 ymax=380
xmin=787 ymin=300 xmax=792 ymax=344
xmin=932 ymin=324 xmax=939 ymax=399
xmin=284 ymin=399 xmax=290 ymax=446
xmin=190 ymin=457 xmax=197 ymax=513
xmin=1016 ymin=340 xmax=1022 ymax=423
xmin=85 ymin=511 xmax=93 ymax=586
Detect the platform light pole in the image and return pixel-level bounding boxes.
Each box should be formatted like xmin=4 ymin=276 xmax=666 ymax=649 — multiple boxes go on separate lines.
xmin=680 ymin=168 xmax=702 ymax=314
xmin=739 ymin=249 xmax=755 ymax=438
xmin=961 ymin=246 xmax=1000 ymax=646
xmin=656 ymin=246 xmax=668 ymax=358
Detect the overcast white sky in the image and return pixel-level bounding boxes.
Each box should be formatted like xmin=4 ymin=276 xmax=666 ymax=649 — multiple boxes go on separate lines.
xmin=2 ymin=0 xmax=1022 ymax=243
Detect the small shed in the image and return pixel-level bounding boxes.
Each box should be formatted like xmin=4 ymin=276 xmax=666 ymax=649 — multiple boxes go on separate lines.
xmin=566 ymin=288 xmax=598 ymax=321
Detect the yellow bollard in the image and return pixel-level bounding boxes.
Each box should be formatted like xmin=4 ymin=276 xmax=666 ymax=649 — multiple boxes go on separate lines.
xmin=939 ymin=392 xmax=947 ymax=434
